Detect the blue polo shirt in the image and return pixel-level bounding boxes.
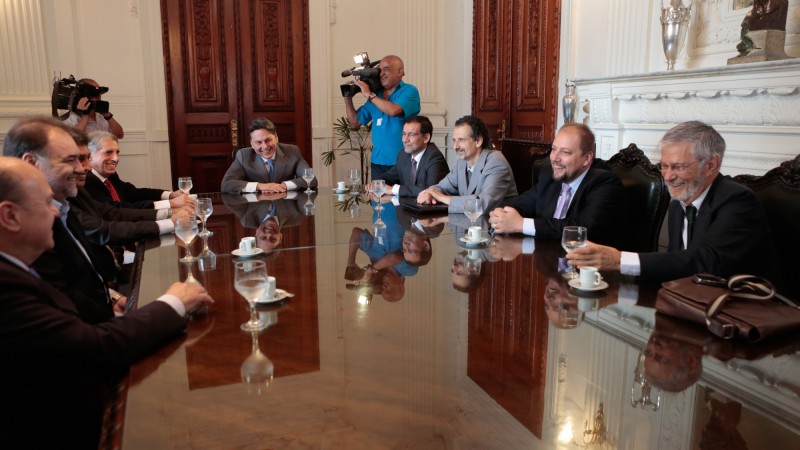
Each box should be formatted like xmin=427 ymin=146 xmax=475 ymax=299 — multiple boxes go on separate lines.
xmin=357 ymin=81 xmax=421 ymax=166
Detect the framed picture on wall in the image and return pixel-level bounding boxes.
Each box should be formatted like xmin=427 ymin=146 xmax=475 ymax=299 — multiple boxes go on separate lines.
xmin=732 ymin=0 xmax=754 ymax=10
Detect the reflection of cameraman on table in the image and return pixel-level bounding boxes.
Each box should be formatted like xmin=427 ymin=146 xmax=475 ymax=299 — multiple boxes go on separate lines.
xmin=342 ymin=54 xmax=420 ymax=180
xmin=63 ymin=78 xmax=125 ymax=139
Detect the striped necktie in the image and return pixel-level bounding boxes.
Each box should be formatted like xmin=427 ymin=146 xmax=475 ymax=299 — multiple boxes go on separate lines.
xmin=410 ymin=158 xmax=418 ymax=184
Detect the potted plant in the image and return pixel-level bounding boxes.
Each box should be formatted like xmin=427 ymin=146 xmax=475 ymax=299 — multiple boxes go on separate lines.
xmin=322 ymin=116 xmax=372 ymax=185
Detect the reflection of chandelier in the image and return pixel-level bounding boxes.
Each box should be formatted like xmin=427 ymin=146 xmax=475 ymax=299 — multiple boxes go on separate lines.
xmin=631 ymin=351 xmax=662 ymax=411
xmin=576 ymin=403 xmax=611 ymax=448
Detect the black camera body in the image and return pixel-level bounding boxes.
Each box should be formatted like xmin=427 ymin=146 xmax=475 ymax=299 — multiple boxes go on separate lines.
xmin=51 ymin=75 xmax=110 ymax=117
xmin=340 ymin=52 xmax=382 ymax=98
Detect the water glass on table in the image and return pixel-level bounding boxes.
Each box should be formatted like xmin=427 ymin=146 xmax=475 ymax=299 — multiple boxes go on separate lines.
xmin=234 ymin=260 xmax=269 ymax=332
xmin=561 ymin=226 xmax=587 ymax=279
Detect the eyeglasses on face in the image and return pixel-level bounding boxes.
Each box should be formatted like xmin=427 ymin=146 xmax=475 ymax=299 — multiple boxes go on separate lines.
xmin=401 ymin=132 xmax=421 ymax=138
xmin=656 ymin=161 xmax=698 ymax=174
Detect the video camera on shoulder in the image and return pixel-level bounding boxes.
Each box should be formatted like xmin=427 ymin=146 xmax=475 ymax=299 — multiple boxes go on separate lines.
xmin=51 ymin=75 xmax=110 ymax=118
xmin=340 ymin=52 xmax=381 ymax=98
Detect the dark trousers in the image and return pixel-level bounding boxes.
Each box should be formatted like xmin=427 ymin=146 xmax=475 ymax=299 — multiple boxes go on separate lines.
xmin=370 ymin=163 xmax=393 ymax=181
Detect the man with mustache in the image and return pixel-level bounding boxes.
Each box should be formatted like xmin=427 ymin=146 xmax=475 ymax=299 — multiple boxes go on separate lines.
xmin=343 ymin=55 xmax=421 ymax=180
xmin=488 ymin=123 xmax=628 ymax=249
xmin=567 ymin=121 xmax=782 ymax=285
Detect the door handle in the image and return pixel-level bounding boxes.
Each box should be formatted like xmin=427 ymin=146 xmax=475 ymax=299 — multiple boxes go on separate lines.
xmin=230 ymin=119 xmax=239 ymax=158
xmin=497 ymin=119 xmax=506 ymax=141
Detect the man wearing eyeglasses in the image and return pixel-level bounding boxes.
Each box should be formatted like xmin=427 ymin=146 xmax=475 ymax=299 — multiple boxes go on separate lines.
xmin=380 ymin=115 xmax=449 ymax=197
xmin=567 ymin=121 xmax=781 ymax=285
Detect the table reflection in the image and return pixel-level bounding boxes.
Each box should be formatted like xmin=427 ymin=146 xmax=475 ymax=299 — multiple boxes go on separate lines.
xmin=115 ymin=191 xmax=800 ymax=449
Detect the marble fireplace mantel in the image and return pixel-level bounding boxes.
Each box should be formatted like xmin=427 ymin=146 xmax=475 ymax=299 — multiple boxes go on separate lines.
xmin=570 ymin=60 xmax=800 ymax=175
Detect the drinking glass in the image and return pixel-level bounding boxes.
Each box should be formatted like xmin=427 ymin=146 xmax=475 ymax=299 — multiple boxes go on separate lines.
xmin=197 ymin=235 xmax=217 ymax=272
xmin=234 ymin=260 xmax=269 ymax=331
xmin=302 ymin=168 xmax=315 ymax=195
xmin=464 ymin=198 xmax=483 ymax=227
xmin=178 ymin=177 xmax=193 ymax=195
xmin=371 ymin=179 xmax=386 ymax=211
xmin=241 ymin=330 xmax=274 ymax=395
xmin=348 ymin=168 xmax=361 ymax=193
xmin=561 ymin=226 xmax=587 ymax=279
xmin=175 ymin=216 xmax=199 ymax=263
xmin=197 ymin=198 xmax=214 ymax=237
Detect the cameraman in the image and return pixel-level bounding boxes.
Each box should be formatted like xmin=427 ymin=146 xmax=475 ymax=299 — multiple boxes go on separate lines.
xmin=64 ymin=78 xmax=125 ymax=139
xmin=343 ymin=55 xmax=420 ymax=180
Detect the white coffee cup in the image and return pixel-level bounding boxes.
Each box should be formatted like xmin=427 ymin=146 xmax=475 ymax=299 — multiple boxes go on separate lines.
xmin=239 ymin=237 xmax=256 ymax=253
xmin=264 ymin=276 xmax=276 ymax=300
xmin=467 ymin=226 xmax=482 ymax=242
xmin=337 ymin=193 xmax=347 ymax=202
xmin=579 ymin=266 xmax=603 ymax=288
xmin=578 ymin=298 xmax=598 ymax=312
xmin=337 ymin=181 xmax=346 ymax=191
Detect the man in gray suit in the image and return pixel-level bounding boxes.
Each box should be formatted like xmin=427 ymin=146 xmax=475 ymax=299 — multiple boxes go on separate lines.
xmin=417 ymin=115 xmax=517 ymax=213
xmin=382 ymin=115 xmax=449 ymax=197
xmin=221 ymin=117 xmax=317 ymax=194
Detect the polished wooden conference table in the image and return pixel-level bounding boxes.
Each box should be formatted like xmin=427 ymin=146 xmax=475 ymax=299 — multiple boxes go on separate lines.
xmin=109 ymin=190 xmax=800 ymax=449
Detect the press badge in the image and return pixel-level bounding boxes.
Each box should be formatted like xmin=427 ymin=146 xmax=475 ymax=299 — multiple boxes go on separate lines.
xmin=376 ymin=118 xmax=383 ymax=127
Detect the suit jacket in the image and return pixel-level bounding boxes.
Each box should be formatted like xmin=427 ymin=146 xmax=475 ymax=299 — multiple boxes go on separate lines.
xmin=0 ymin=256 xmax=185 ymax=449
xmin=639 ymin=174 xmax=783 ymax=286
xmin=69 ymin=187 xmax=160 ymax=245
xmin=221 ymin=143 xmax=317 ymax=193
xmin=85 ymin=171 xmax=164 ymax=209
xmin=506 ymin=166 xmax=629 ymax=248
xmin=382 ymin=143 xmax=450 ymax=197
xmin=434 ymin=149 xmax=518 ymax=213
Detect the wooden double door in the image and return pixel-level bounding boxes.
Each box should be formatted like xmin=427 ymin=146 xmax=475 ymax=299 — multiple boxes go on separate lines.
xmin=472 ymin=0 xmax=562 ymax=146
xmin=161 ymin=0 xmax=311 ymax=193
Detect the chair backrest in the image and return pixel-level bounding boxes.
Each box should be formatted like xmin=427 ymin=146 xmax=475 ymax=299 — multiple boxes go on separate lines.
xmin=500 ymin=138 xmax=551 ymax=193
xmin=734 ymin=155 xmax=800 ymax=300
xmin=607 ymin=144 xmax=670 ymax=253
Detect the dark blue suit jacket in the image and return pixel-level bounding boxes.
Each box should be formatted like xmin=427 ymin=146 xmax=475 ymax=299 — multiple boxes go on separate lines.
xmin=639 ymin=174 xmax=783 ymax=286
xmin=506 ymin=166 xmax=629 ymax=248
xmin=382 ymin=143 xmax=450 ymax=197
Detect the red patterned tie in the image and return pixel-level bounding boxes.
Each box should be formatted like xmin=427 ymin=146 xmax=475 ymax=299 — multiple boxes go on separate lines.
xmin=104 ymin=179 xmax=122 ymax=202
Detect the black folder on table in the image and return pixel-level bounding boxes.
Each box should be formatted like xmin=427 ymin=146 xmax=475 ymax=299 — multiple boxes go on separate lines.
xmin=399 ymin=197 xmax=450 ymax=215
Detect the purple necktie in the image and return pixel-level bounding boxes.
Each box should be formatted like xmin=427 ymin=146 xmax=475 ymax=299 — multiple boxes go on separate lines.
xmin=410 ymin=158 xmax=418 ymax=184
xmin=553 ymin=184 xmax=572 ymax=219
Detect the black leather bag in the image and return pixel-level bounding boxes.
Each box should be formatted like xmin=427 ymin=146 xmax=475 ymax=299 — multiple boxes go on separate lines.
xmin=656 ymin=274 xmax=800 ymax=342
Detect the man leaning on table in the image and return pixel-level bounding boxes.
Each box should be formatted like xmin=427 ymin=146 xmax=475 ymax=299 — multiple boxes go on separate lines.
xmin=566 ymin=121 xmax=782 ymax=286
xmin=417 ymin=115 xmax=518 ymax=213
xmin=0 ymin=156 xmax=213 ymax=450
xmin=221 ymin=117 xmax=317 ymax=194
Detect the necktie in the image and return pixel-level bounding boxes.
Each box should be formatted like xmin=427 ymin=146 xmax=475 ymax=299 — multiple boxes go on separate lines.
xmin=103 ymin=179 xmax=122 ymax=202
xmin=553 ymin=184 xmax=572 ymax=219
xmin=685 ymin=205 xmax=697 ymax=248
xmin=265 ymin=159 xmax=275 ymax=182
xmin=465 ymin=167 xmax=471 ymax=186
xmin=410 ymin=159 xmax=418 ymax=184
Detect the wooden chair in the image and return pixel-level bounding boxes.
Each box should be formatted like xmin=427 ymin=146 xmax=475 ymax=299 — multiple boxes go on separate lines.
xmin=606 ymin=144 xmax=670 ymax=253
xmin=500 ymin=138 xmax=551 ymax=193
xmin=734 ymin=155 xmax=800 ymax=300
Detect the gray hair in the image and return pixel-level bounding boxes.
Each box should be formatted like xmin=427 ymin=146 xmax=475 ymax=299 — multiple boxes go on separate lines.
xmin=87 ymin=130 xmax=118 ymax=154
xmin=659 ymin=121 xmax=725 ymax=163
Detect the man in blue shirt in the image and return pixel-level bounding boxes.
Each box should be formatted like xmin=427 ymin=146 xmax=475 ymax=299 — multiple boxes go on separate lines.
xmin=343 ymin=55 xmax=421 ymax=180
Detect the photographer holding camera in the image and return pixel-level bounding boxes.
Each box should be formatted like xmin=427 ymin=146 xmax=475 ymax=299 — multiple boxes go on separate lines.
xmin=63 ymin=78 xmax=125 ymax=139
xmin=343 ymin=55 xmax=420 ymax=180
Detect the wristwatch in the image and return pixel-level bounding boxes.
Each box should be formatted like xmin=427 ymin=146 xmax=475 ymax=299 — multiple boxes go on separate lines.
xmin=102 ymin=113 xmax=114 ymax=120
xmin=367 ymin=93 xmax=377 ymax=102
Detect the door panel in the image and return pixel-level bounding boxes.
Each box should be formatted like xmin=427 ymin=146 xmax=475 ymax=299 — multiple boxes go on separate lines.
xmin=162 ymin=0 xmax=310 ymax=193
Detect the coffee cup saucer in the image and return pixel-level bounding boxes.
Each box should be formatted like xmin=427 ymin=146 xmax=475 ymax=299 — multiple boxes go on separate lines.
xmin=568 ymin=279 xmax=609 ymax=292
xmin=232 ymin=248 xmax=264 ymax=257
xmin=257 ymin=288 xmax=294 ymax=304
xmin=459 ymin=236 xmax=489 ymax=246
xmin=332 ymin=188 xmax=349 ymax=194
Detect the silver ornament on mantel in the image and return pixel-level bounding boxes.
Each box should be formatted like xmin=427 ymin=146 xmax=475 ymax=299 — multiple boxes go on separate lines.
xmin=660 ymin=0 xmax=692 ymax=71
xmin=562 ymin=80 xmax=578 ymax=123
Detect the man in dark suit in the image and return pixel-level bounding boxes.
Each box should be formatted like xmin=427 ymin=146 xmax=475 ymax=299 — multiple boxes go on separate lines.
xmin=488 ymin=123 xmax=628 ymax=248
xmin=85 ymin=130 xmax=191 ymax=210
xmin=568 ymin=121 xmax=782 ymax=286
xmin=70 ymin=130 xmax=192 ymax=245
xmin=0 ymin=156 xmax=213 ymax=449
xmin=221 ymin=117 xmax=317 ymax=194
xmin=418 ymin=115 xmax=518 ymax=213
xmin=382 ymin=115 xmax=449 ymax=197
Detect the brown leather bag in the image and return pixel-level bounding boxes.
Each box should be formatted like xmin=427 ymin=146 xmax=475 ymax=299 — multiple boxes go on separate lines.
xmin=655 ymin=274 xmax=800 ymax=342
